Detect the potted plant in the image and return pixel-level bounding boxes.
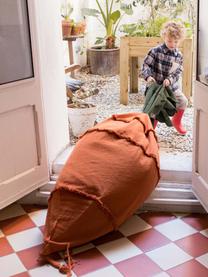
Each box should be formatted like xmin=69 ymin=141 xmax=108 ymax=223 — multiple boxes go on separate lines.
xmin=67 ymin=87 xmax=97 ymax=137
xmin=71 ymin=21 xmax=86 ymax=36
xmin=68 ymin=101 xmax=96 ymax=137
xmin=82 ymin=1 xmax=136 ymax=76
xmin=61 ymin=0 xmax=74 ymax=38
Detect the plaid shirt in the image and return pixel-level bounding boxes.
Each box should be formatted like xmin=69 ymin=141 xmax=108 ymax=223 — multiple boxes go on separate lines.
xmin=141 ymin=43 xmax=183 ymax=92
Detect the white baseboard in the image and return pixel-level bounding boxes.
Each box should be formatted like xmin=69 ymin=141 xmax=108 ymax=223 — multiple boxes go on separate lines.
xmin=18 ymin=175 xmax=205 ymax=213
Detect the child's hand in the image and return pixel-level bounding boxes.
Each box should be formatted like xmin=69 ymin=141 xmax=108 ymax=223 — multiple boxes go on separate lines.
xmin=147 ymin=76 xmax=156 ymax=84
xmin=163 ymin=79 xmax=170 ymax=87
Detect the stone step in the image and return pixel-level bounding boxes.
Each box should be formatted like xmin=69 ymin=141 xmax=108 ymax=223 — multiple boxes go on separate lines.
xmin=52 ymin=146 xmax=192 ymax=183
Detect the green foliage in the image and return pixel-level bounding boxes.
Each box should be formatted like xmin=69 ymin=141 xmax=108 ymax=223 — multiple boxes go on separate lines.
xmin=120 ymin=17 xmax=169 ymax=37
xmin=134 ymin=0 xmax=194 ymax=18
xmin=120 ymin=17 xmax=192 ymax=38
xmin=134 ymin=0 xmax=195 ymax=25
xmin=183 ymin=21 xmax=192 ymax=38
xmin=120 ymin=0 xmax=194 ymax=37
xmin=82 ymin=0 xmax=136 ymax=48
xmin=95 ymin=37 xmax=105 ymax=45
xmin=61 ymin=0 xmax=73 ymax=20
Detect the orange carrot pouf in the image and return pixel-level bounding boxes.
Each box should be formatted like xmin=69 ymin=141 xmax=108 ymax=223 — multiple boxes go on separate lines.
xmin=40 ymin=112 xmax=160 ymax=276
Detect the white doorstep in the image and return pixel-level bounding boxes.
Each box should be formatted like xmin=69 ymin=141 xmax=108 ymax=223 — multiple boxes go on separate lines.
xmin=52 ymin=145 xmax=192 ymax=177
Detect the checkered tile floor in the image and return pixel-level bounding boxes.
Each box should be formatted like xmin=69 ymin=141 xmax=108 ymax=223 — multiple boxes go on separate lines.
xmin=1 ymin=204 xmax=208 ymax=277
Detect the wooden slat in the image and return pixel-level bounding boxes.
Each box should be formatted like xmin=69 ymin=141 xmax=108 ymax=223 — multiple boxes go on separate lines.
xmin=129 ymin=37 xmax=162 ymax=46
xmin=128 ymin=36 xmax=188 ymax=47
xmin=65 ymin=64 xmax=81 ymax=74
xmin=120 ymin=37 xmax=129 ymax=105
xmin=63 ymin=34 xmax=84 ymax=41
xmin=130 ymin=46 xmax=183 ymax=57
xmin=130 ymin=57 xmax=139 ymax=93
xmin=182 ymin=38 xmax=193 ymax=99
xmin=66 ymin=87 xmax=73 ymax=100
xmin=130 ymin=47 xmax=150 ymax=57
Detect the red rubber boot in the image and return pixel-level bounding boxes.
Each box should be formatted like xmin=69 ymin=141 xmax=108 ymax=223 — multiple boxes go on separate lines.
xmin=172 ymin=109 xmax=187 ymax=135
xmin=153 ymin=119 xmax=158 ymax=129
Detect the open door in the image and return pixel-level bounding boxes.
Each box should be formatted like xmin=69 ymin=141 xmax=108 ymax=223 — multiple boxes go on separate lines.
xmin=0 ymin=0 xmax=49 ymax=209
xmin=192 ymin=0 xmax=208 ymax=212
xmin=192 ymin=82 xmax=208 ymax=212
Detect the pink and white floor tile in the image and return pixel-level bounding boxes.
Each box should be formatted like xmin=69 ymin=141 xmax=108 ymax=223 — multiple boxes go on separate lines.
xmin=0 ymin=204 xmax=208 ymax=277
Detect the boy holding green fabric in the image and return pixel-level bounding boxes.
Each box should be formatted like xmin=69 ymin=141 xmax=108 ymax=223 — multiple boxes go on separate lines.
xmin=142 ymin=21 xmax=188 ymax=135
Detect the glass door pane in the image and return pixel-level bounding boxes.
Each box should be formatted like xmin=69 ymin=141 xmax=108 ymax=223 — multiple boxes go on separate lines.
xmin=197 ymin=0 xmax=208 ymax=86
xmin=0 ymin=0 xmax=34 ymax=85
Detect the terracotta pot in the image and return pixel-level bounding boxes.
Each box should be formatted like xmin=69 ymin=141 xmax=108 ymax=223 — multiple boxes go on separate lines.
xmin=71 ymin=25 xmax=82 ymax=35
xmin=62 ymin=20 xmax=72 ymax=38
xmin=71 ymin=21 xmax=86 ymax=35
xmin=80 ymin=22 xmax=86 ymax=34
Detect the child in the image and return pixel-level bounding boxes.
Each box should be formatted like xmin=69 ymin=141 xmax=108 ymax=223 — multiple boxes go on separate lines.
xmin=142 ymin=21 xmax=188 ymax=135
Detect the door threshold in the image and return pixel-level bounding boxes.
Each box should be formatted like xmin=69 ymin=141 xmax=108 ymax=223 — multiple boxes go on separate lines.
xmin=160 ymin=149 xmax=192 ymax=183
xmin=52 ymin=145 xmax=192 ymax=181
xmin=52 ymin=145 xmax=75 ymax=174
xmin=24 ymin=145 xmax=201 ymax=212
xmin=160 ymin=149 xmax=192 ymax=172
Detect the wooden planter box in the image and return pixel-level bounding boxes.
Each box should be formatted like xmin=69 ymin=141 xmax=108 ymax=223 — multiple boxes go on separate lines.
xmin=120 ymin=37 xmax=193 ymax=105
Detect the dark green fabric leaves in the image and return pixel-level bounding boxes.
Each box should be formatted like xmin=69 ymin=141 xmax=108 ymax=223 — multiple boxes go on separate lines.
xmin=143 ymin=83 xmax=177 ymax=127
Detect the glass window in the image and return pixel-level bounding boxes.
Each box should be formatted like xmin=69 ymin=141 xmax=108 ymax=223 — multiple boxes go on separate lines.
xmin=0 ymin=0 xmax=34 ymax=85
xmin=197 ymin=0 xmax=208 ymax=86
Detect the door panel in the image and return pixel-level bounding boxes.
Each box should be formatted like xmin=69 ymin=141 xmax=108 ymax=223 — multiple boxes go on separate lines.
xmin=0 ymin=0 xmax=49 ymax=209
xmin=192 ymin=82 xmax=208 ymax=212
xmin=192 ymin=0 xmax=208 ymax=212
xmin=0 ymin=106 xmax=40 ymax=183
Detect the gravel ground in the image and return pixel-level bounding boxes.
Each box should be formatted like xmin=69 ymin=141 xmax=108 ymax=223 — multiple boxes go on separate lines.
xmin=73 ymin=68 xmax=193 ymax=153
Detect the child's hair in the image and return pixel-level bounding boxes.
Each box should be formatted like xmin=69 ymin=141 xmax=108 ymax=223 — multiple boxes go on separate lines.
xmin=160 ymin=21 xmax=185 ymax=40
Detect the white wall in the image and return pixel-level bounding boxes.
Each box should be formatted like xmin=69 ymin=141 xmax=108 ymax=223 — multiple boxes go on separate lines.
xmin=35 ymin=0 xmax=69 ymax=169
